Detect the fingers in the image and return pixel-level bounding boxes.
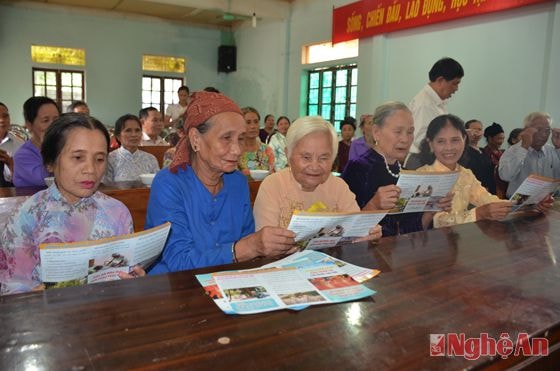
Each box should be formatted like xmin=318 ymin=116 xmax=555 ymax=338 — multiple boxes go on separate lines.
xmin=118 ymin=265 xmax=146 ymax=279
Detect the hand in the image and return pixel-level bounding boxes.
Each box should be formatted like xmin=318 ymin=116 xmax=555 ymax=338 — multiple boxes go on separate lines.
xmin=352 ymin=224 xmax=382 ymax=243
xmin=552 ymin=128 xmax=560 ymax=149
xmin=236 ymin=226 xmax=297 ymax=261
xmin=0 ymin=149 xmax=13 ymax=168
xmin=519 ymin=127 xmax=536 ymax=149
xmin=436 ymin=192 xmax=454 ymax=212
xmin=118 ymin=265 xmax=146 ymax=279
xmin=32 ymin=283 xmax=46 ymax=292
xmin=535 ymin=194 xmax=554 ymax=213
xmin=365 ymin=185 xmax=401 ymax=210
xmin=475 ymin=201 xmax=513 ymax=221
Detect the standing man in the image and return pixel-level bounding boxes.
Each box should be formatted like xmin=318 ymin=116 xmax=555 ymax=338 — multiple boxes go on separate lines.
xmin=140 ymin=107 xmax=168 ymax=146
xmin=0 ymin=102 xmax=24 ymax=186
xmin=405 ymin=57 xmax=464 ymax=169
xmin=499 ymin=112 xmax=560 ymax=197
xmin=164 ymin=85 xmax=190 ymax=127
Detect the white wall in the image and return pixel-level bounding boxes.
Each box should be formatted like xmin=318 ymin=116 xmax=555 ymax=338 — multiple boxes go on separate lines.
xmin=233 ymin=0 xmax=560 ymax=137
xmin=0 ymin=3 xmax=223 ymax=126
xmin=2 ymin=0 xmax=559 ymax=138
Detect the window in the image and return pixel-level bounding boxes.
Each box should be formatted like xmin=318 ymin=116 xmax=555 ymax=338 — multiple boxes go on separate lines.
xmin=307 ymin=64 xmax=357 ymax=131
xmin=141 ymin=75 xmax=183 ymax=114
xmin=302 ymin=40 xmax=358 ymax=64
xmin=32 ymin=68 xmax=85 ymax=111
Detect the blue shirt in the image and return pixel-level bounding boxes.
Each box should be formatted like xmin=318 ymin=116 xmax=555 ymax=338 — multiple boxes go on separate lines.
xmin=145 ymin=166 xmax=255 ymax=274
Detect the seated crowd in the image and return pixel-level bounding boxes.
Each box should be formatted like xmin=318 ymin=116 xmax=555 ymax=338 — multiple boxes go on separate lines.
xmin=0 ymin=83 xmax=558 ymax=295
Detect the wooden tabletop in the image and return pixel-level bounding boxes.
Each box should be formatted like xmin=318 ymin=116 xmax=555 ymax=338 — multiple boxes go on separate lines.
xmin=2 ymin=212 xmax=560 ymax=370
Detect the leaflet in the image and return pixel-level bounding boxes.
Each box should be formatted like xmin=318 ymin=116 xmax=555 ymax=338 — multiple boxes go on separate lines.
xmin=39 ymin=222 xmax=171 ymax=289
xmin=260 ymin=250 xmax=380 ymax=283
xmin=391 ymin=170 xmax=459 ymax=213
xmin=196 ymin=250 xmax=380 ymax=315
xmin=509 ymin=174 xmax=560 ymax=212
xmin=286 ymin=210 xmax=387 ymax=250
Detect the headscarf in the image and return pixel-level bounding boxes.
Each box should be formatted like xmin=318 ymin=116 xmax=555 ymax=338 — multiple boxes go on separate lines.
xmin=169 ymin=91 xmax=242 ymax=173
xmin=484 ymin=122 xmax=504 ymax=139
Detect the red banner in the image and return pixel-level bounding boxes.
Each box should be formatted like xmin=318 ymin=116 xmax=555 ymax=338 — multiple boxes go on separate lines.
xmin=332 ymin=0 xmax=553 ymax=44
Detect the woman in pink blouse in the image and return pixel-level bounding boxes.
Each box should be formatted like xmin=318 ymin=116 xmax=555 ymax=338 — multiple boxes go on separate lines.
xmin=253 ymin=115 xmax=382 ymax=242
xmin=0 ymin=114 xmax=137 ymax=295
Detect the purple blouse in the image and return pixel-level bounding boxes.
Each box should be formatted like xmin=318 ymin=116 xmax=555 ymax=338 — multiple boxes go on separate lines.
xmin=13 ymin=140 xmax=50 ymax=187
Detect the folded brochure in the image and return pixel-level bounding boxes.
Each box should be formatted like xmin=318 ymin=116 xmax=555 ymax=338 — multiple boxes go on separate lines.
xmin=39 ymin=222 xmax=171 ymax=289
xmin=287 ymin=210 xmax=387 ymax=250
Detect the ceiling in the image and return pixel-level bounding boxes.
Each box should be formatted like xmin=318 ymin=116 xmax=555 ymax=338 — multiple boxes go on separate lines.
xmin=4 ymin=0 xmax=295 ymax=29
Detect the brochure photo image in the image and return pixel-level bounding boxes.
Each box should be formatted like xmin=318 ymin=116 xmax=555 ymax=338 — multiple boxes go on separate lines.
xmin=278 ymin=291 xmax=326 ymax=306
xmin=223 ymin=286 xmax=270 ymax=301
xmin=308 ymin=274 xmax=360 ymax=290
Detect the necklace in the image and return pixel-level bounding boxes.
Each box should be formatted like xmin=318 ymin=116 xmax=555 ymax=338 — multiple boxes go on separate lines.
xmin=380 ymin=152 xmax=401 ymax=178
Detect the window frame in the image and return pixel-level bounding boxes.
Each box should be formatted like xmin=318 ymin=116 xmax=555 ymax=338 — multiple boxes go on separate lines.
xmin=306 ymin=64 xmax=357 ymax=132
xmin=141 ymin=75 xmax=184 ymax=115
xmin=32 ymin=67 xmax=85 ymax=112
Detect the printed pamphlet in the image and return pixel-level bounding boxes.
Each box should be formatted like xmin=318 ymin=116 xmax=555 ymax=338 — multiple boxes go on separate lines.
xmin=391 ymin=170 xmax=459 ymax=213
xmin=509 ymin=174 xmax=560 ymax=212
xmin=196 ymin=251 xmax=379 ymax=315
xmin=287 ymin=210 xmax=387 ymax=250
xmin=39 ymin=222 xmax=171 ymax=289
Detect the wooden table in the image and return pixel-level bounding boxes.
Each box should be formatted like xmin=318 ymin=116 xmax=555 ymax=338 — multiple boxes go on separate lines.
xmin=2 ymin=211 xmax=560 ymax=370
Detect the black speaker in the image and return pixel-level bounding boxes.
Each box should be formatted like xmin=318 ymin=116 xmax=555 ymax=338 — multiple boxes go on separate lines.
xmin=218 ymin=45 xmax=237 ymax=73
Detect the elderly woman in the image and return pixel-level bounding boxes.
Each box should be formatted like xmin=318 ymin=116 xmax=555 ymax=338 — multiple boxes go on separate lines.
xmin=267 ymin=115 xmax=290 ymax=171
xmin=253 ymin=115 xmax=382 ymax=241
xmin=342 ymin=101 xmax=450 ymax=236
xmin=0 ymin=113 xmax=134 ymax=295
xmin=260 ymin=114 xmax=275 ymax=143
xmin=239 ymin=106 xmax=275 ymax=176
xmin=415 ymin=114 xmax=551 ymax=228
xmin=104 ymin=114 xmax=159 ymax=183
xmin=482 ymin=122 xmax=507 ymax=198
xmin=347 ymin=114 xmax=373 ymax=162
xmin=13 ymin=96 xmax=60 ymax=187
xmin=145 ymin=92 xmax=297 ymax=274
xmin=0 ymin=102 xmax=25 ymax=186
xmin=462 ymin=119 xmax=495 ymax=194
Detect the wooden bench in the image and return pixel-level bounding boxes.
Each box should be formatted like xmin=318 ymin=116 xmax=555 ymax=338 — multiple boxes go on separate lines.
xmin=100 ymin=182 xmax=151 ymax=232
xmin=139 ymin=145 xmax=171 ymax=168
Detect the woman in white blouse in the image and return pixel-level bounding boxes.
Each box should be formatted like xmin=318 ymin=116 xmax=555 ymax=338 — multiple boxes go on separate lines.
xmin=105 ymin=114 xmax=159 ymax=183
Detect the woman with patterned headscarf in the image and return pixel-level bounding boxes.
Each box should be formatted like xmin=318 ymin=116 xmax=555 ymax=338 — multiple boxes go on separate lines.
xmin=145 ymin=91 xmax=297 ymax=274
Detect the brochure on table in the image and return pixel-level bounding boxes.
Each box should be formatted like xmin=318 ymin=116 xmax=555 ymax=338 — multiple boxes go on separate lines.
xmin=39 ymin=222 xmax=171 ymax=289
xmin=196 ymin=250 xmax=380 ymax=315
xmin=391 ymin=170 xmax=459 ymax=213
xmin=509 ymin=174 xmax=560 ymax=212
xmin=287 ymin=210 xmax=387 ymax=250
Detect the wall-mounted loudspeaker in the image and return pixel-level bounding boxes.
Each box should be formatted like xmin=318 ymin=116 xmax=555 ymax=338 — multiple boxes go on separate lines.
xmin=218 ymin=45 xmax=237 ymax=73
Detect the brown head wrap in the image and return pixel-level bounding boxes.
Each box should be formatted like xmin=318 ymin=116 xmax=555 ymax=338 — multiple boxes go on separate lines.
xmin=169 ymin=91 xmax=242 ymax=173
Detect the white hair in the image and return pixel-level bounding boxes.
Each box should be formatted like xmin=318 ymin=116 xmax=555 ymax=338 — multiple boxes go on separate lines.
xmin=285 ymin=116 xmax=338 ymax=159
xmin=523 ymin=111 xmax=552 ymax=127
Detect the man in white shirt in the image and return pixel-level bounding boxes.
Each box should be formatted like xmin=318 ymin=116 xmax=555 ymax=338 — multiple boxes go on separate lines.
xmin=405 ymin=57 xmax=464 ymax=169
xmin=139 ymin=107 xmax=168 ymax=146
xmin=164 ymin=85 xmax=190 ymax=127
xmin=0 ymin=102 xmax=24 ymax=186
xmin=499 ymin=112 xmax=560 ymax=197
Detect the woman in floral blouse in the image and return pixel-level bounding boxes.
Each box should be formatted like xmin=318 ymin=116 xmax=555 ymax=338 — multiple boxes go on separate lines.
xmin=0 ymin=114 xmax=134 ymax=295
xmin=238 ymin=107 xmax=275 ymax=178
